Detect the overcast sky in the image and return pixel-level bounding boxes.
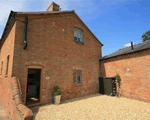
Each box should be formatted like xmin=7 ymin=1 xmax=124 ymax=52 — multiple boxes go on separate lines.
xmin=0 ymin=0 xmax=150 ymax=56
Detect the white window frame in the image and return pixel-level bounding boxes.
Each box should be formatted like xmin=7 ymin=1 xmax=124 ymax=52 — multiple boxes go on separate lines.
xmin=74 ymin=27 xmax=83 ymax=42
xmin=73 ymin=70 xmax=82 ymax=84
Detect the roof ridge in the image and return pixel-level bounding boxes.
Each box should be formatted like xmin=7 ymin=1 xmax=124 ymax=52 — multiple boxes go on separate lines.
xmin=16 ymin=10 xmax=74 ymax=13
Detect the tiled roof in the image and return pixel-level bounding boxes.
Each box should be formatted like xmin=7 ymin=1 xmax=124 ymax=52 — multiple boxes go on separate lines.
xmin=100 ymin=40 xmax=150 ymax=60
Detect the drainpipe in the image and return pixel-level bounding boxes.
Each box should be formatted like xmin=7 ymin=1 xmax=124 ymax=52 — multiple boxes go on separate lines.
xmin=23 ymin=16 xmax=28 ymax=49
xmin=131 ymin=41 xmax=134 ymax=50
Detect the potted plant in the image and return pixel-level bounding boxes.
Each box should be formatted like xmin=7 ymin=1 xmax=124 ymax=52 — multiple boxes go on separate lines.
xmin=115 ymin=74 xmax=121 ymax=97
xmin=53 ymin=86 xmax=61 ymax=104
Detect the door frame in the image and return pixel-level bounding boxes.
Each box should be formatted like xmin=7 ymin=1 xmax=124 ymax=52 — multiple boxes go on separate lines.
xmin=24 ymin=65 xmax=43 ymax=105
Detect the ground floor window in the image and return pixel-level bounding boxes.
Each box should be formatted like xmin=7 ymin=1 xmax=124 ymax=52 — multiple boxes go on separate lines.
xmin=73 ymin=70 xmax=82 ymax=84
xmin=0 ymin=61 xmax=3 ymax=75
xmin=5 ymin=55 xmax=9 ymax=76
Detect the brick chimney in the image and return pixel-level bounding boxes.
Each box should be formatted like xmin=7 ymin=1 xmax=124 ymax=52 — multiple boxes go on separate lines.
xmin=47 ymin=2 xmax=60 ymax=11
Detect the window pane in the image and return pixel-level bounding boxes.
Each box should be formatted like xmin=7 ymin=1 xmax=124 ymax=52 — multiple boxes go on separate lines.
xmin=74 ymin=28 xmax=78 ymax=38
xmin=73 ymin=71 xmax=76 ymax=83
xmin=1 ymin=61 xmax=3 ymax=75
xmin=77 ymin=30 xmax=80 ymax=38
xmin=78 ymin=38 xmax=82 ymax=42
xmin=6 ymin=56 xmax=9 ymax=75
xmin=78 ymin=30 xmax=82 ymax=40
xmin=74 ymin=28 xmax=83 ymax=42
xmin=77 ymin=71 xmax=81 ymax=83
xmin=74 ymin=37 xmax=77 ymax=41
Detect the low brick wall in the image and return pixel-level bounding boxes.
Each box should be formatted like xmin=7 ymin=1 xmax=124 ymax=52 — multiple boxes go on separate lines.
xmin=0 ymin=77 xmax=33 ymax=120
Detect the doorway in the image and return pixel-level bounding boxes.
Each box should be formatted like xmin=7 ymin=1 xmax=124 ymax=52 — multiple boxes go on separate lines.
xmin=26 ymin=68 xmax=41 ymax=105
xmin=99 ymin=77 xmax=116 ymax=96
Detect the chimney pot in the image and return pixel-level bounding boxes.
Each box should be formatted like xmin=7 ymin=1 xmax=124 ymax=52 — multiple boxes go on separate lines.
xmin=47 ymin=2 xmax=60 ymax=11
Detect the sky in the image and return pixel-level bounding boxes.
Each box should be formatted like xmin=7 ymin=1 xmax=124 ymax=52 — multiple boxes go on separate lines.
xmin=0 ymin=0 xmax=150 ymax=56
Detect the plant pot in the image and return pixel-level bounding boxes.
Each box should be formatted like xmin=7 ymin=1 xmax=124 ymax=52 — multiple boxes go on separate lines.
xmin=53 ymin=95 xmax=61 ymax=104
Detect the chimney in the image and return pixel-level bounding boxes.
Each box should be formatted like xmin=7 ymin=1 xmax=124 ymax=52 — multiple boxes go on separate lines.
xmin=131 ymin=41 xmax=134 ymax=50
xmin=47 ymin=2 xmax=60 ymax=11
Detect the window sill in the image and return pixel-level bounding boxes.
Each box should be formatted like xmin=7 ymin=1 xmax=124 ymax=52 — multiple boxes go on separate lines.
xmin=72 ymin=83 xmax=83 ymax=86
xmin=74 ymin=40 xmax=84 ymax=45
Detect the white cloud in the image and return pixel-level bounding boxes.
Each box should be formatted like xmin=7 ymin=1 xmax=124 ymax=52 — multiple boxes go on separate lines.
xmin=124 ymin=42 xmax=134 ymax=47
xmin=0 ymin=0 xmax=143 ymax=38
xmin=0 ymin=0 xmax=27 ymax=37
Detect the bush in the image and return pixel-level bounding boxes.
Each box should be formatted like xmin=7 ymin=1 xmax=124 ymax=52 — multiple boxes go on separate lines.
xmin=116 ymin=74 xmax=121 ymax=84
xmin=53 ymin=86 xmax=61 ymax=95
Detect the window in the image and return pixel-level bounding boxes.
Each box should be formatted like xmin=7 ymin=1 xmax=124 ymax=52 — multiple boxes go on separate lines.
xmin=1 ymin=61 xmax=3 ymax=75
xmin=74 ymin=27 xmax=83 ymax=42
xmin=73 ymin=70 xmax=82 ymax=84
xmin=5 ymin=55 xmax=9 ymax=76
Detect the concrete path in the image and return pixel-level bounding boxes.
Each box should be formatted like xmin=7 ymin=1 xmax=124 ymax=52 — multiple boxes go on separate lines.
xmin=0 ymin=105 xmax=11 ymax=120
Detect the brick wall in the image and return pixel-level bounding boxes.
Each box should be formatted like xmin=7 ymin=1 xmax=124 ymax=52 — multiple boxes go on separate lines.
xmin=100 ymin=49 xmax=150 ymax=102
xmin=47 ymin=2 xmax=60 ymax=11
xmin=0 ymin=22 xmax=33 ymax=119
xmin=0 ymin=22 xmax=16 ymax=119
xmin=11 ymin=77 xmax=33 ymax=120
xmin=12 ymin=12 xmax=102 ymax=104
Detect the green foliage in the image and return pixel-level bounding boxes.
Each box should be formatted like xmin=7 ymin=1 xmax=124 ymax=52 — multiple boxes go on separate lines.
xmin=53 ymin=86 xmax=61 ymax=95
xmin=142 ymin=30 xmax=150 ymax=42
xmin=116 ymin=91 xmax=119 ymax=97
xmin=116 ymin=74 xmax=121 ymax=84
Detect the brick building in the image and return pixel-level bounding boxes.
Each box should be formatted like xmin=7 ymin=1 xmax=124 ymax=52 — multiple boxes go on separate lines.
xmin=100 ymin=41 xmax=150 ymax=103
xmin=0 ymin=2 xmax=103 ymax=119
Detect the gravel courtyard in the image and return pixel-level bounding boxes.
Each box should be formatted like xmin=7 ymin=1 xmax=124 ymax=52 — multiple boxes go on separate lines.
xmin=31 ymin=94 xmax=150 ymax=120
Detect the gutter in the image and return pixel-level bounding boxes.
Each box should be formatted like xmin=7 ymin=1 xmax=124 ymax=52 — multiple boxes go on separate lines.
xmin=23 ymin=16 xmax=28 ymax=49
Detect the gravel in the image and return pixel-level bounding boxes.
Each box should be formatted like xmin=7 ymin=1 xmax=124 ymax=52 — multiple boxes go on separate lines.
xmin=31 ymin=94 xmax=150 ymax=120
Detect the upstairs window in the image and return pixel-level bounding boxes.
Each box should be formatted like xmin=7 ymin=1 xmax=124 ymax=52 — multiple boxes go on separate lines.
xmin=5 ymin=55 xmax=9 ymax=76
xmin=73 ymin=70 xmax=82 ymax=84
xmin=74 ymin=27 xmax=83 ymax=42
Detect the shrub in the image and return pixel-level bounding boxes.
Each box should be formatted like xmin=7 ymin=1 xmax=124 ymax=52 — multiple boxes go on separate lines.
xmin=116 ymin=74 xmax=121 ymax=84
xmin=53 ymin=86 xmax=61 ymax=95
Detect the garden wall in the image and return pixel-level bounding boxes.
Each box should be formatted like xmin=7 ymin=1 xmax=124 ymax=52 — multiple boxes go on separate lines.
xmin=100 ymin=49 xmax=150 ymax=102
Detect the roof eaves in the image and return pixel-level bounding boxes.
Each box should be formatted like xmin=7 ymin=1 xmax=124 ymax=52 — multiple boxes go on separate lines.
xmin=99 ymin=47 xmax=150 ymax=61
xmin=16 ymin=10 xmax=74 ymax=15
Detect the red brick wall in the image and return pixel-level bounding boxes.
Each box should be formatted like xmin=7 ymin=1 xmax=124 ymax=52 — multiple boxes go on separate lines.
xmin=0 ymin=22 xmax=33 ymax=119
xmin=100 ymin=49 xmax=150 ymax=102
xmin=12 ymin=13 xmax=102 ymax=104
xmin=0 ymin=22 xmax=16 ymax=119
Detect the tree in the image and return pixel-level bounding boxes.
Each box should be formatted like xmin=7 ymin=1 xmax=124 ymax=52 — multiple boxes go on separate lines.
xmin=142 ymin=30 xmax=150 ymax=42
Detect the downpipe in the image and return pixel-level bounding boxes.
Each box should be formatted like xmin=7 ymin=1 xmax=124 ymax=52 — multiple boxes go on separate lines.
xmin=23 ymin=16 xmax=28 ymax=49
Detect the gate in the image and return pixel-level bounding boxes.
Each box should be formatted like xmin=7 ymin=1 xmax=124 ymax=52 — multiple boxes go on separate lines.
xmin=99 ymin=77 xmax=116 ymax=96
